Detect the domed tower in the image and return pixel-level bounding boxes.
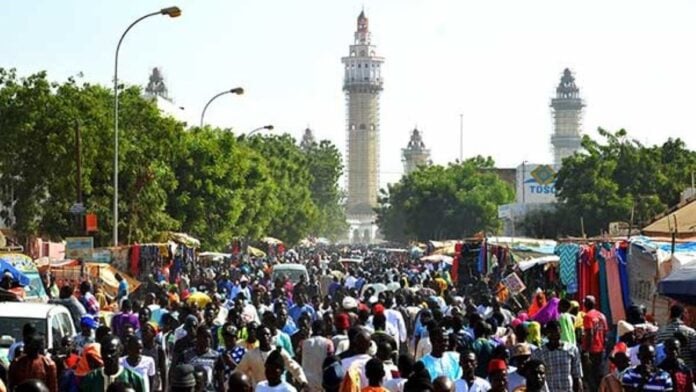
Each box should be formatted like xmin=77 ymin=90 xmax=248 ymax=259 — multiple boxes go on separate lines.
xmin=402 ymin=128 xmax=430 ymax=175
xmin=342 ymin=10 xmax=384 ymax=242
xmin=300 ymin=127 xmax=316 ymax=151
xmin=550 ymin=68 xmax=584 ymax=165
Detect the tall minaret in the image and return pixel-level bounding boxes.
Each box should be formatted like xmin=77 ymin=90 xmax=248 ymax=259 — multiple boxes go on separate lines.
xmin=342 ymin=10 xmax=384 ymax=240
xmin=550 ymin=68 xmax=584 ymax=165
xmin=402 ymin=128 xmax=430 ymax=175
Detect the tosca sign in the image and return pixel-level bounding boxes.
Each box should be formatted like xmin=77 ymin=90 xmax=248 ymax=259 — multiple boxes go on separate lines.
xmin=516 ymin=163 xmax=559 ymax=203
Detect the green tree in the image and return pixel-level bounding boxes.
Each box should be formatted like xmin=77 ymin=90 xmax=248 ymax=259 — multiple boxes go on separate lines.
xmin=542 ymin=128 xmax=696 ymax=237
xmin=0 ymin=69 xmax=181 ymax=245
xmin=303 ymin=139 xmax=347 ymax=240
xmin=167 ymin=127 xmax=280 ymax=249
xmin=376 ymin=156 xmax=514 ymax=241
xmin=244 ymin=134 xmax=319 ymax=244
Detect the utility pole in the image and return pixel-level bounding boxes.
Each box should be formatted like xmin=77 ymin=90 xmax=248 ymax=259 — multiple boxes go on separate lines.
xmin=521 ymin=161 xmax=527 ymax=203
xmin=73 ymin=120 xmax=85 ymax=234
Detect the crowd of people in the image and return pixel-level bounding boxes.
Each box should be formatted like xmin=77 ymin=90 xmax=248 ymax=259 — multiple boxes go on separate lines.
xmin=1 ymin=247 xmax=696 ymax=392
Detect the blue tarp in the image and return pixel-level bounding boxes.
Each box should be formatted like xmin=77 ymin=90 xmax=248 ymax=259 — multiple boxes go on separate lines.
xmin=631 ymin=236 xmax=696 ymax=253
xmin=658 ymin=265 xmax=696 ymax=305
xmin=0 ymin=258 xmax=31 ymax=286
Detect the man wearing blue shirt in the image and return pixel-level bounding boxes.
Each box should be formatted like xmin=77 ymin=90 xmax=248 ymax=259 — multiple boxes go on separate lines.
xmin=288 ymin=293 xmax=316 ymax=324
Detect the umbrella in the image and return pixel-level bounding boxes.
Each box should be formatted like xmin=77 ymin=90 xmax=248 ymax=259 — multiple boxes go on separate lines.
xmin=0 ymin=257 xmax=31 ymax=286
xmin=420 ymin=254 xmax=454 ymax=264
xmin=186 ymin=292 xmax=212 ymax=308
xmin=418 ymin=287 xmax=437 ymax=297
xmin=361 ymin=283 xmax=388 ymax=297
xmin=247 ymin=246 xmax=266 ymax=258
xmin=658 ymin=264 xmax=696 ymax=305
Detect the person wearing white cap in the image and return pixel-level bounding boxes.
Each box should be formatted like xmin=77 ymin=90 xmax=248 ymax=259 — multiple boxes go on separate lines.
xmin=230 ymin=276 xmax=251 ymax=302
xmin=342 ymin=296 xmax=358 ymax=311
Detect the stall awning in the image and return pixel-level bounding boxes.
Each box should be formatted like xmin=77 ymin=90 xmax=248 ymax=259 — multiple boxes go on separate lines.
xmin=658 ymin=264 xmax=696 ymax=305
xmin=644 ymin=198 xmax=696 ymax=238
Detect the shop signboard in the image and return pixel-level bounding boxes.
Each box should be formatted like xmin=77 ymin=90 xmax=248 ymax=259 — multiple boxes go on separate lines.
xmin=65 ymin=237 xmax=93 ymax=260
xmin=502 ymin=272 xmax=526 ymax=295
xmin=516 ymin=163 xmax=559 ymax=204
xmin=91 ymin=249 xmax=111 ymax=263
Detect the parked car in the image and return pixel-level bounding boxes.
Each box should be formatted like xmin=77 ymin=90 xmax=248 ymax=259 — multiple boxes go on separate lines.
xmin=0 ymin=302 xmax=75 ymax=368
xmin=0 ymin=253 xmax=49 ymax=302
xmin=271 ymin=263 xmax=309 ymax=284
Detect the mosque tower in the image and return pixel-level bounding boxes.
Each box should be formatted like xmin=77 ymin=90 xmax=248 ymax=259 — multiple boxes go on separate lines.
xmin=402 ymin=128 xmax=431 ymax=175
xmin=342 ymin=10 xmax=384 ymax=243
xmin=550 ymin=68 xmax=584 ymax=165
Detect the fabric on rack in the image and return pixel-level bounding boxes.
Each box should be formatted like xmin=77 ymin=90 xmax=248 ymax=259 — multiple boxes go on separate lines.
xmin=617 ymin=242 xmax=631 ymax=311
xmin=602 ymin=243 xmax=626 ymax=324
xmin=477 ymin=240 xmax=486 ymax=274
xmin=170 ymin=246 xmax=184 ymax=283
xmin=556 ymin=243 xmax=579 ymax=294
xmin=130 ymin=244 xmax=141 ymax=278
xmin=579 ymin=245 xmax=600 ymax=303
xmin=596 ymin=247 xmax=613 ymax=324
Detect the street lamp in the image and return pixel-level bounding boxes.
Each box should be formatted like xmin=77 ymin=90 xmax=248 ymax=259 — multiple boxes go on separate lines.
xmin=200 ymin=88 xmax=245 ymax=128
xmin=113 ymin=6 xmax=181 ymax=246
xmin=247 ymin=125 xmax=274 ymax=137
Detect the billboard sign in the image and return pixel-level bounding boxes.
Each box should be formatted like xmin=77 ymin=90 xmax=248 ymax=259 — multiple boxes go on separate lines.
xmin=65 ymin=237 xmax=93 ymax=260
xmin=516 ymin=163 xmax=559 ymax=204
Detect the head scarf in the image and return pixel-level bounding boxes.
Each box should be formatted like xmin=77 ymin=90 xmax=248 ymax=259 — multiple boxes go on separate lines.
xmin=527 ymin=291 xmax=547 ymax=317
xmin=532 ymin=297 xmax=560 ymax=326
xmin=526 ymin=321 xmax=542 ymax=347
xmin=75 ymin=343 xmax=103 ymax=377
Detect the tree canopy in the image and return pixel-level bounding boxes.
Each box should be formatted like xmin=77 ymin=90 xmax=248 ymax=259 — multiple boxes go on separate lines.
xmin=524 ymin=128 xmax=696 ymax=237
xmin=376 ymin=157 xmax=514 ymax=242
xmin=0 ymin=69 xmax=346 ymax=248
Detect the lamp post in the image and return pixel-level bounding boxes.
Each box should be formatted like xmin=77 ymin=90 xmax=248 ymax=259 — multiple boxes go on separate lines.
xmin=200 ymin=88 xmax=245 ymax=128
xmin=113 ymin=6 xmax=181 ymax=246
xmin=247 ymin=125 xmax=274 ymax=137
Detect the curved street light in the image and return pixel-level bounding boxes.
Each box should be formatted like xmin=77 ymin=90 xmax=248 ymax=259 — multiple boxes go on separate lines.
xmin=247 ymin=125 xmax=274 ymax=137
xmin=113 ymin=6 xmax=181 ymax=246
xmin=200 ymin=87 xmax=244 ymax=128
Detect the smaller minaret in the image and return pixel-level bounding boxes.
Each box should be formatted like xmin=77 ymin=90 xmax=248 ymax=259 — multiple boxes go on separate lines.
xmin=402 ymin=128 xmax=431 ymax=175
xmin=144 ymin=67 xmax=170 ymax=101
xmin=300 ymin=127 xmax=316 ymax=151
xmin=550 ymin=68 xmax=584 ymax=165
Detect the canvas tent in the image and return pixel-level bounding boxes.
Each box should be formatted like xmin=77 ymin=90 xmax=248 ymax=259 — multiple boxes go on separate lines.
xmin=643 ymin=198 xmax=696 ymax=239
xmin=659 ymin=263 xmax=696 ymax=305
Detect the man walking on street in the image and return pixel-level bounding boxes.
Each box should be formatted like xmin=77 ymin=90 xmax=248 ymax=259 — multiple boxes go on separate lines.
xmin=582 ymin=295 xmax=608 ymax=391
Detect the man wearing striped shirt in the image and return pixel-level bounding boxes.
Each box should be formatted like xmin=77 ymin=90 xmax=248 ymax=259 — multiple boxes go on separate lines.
xmin=657 ymin=304 xmax=696 ymax=370
xmin=622 ymin=343 xmax=673 ymax=392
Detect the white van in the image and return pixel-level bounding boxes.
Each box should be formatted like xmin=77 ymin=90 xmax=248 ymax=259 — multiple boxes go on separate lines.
xmin=271 ymin=263 xmax=309 ymax=284
xmin=0 ymin=302 xmax=75 ymax=367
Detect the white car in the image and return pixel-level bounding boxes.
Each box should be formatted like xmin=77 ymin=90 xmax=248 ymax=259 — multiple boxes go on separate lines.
xmin=271 ymin=263 xmax=309 ymax=284
xmin=0 ymin=302 xmax=76 ymax=367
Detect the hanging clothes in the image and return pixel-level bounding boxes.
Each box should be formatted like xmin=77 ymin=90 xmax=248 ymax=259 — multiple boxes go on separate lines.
xmin=555 ymin=243 xmax=580 ymax=294
xmin=617 ymin=242 xmax=632 ymax=311
xmin=477 ymin=240 xmax=487 ymax=274
xmin=602 ymin=243 xmax=626 ymax=324
xmin=596 ymin=246 xmax=613 ymax=324
xmin=579 ymin=245 xmax=600 ymax=302
xmin=130 ymin=244 xmax=141 ymax=278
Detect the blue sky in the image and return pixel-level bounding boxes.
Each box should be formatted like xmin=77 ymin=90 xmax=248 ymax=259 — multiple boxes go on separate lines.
xmin=4 ymin=0 xmax=696 ymax=186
